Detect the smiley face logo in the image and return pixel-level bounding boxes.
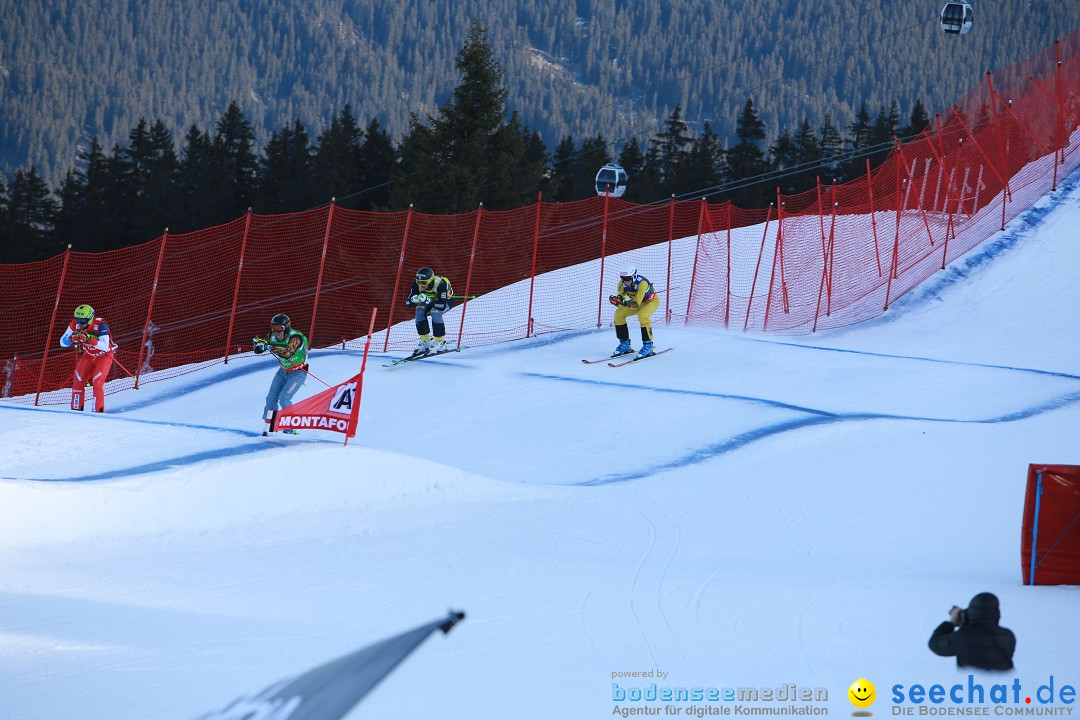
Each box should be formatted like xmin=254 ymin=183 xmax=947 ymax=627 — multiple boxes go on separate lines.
xmin=848 ymin=678 xmax=876 ymax=710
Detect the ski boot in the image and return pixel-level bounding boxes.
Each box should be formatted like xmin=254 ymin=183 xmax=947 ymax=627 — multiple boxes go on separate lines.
xmin=613 ymin=339 xmax=633 ymax=357
xmin=429 ymin=337 xmax=447 ymax=353
xmin=637 ymin=340 xmax=655 ymax=359
xmin=412 ymin=337 xmax=432 ymax=356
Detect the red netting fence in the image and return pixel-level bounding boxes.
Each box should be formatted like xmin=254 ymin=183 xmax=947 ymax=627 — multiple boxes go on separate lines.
xmin=3 ymin=32 xmax=1079 ymax=406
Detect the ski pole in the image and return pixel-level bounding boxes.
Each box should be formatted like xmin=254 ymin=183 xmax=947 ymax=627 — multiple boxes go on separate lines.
xmin=111 ymin=354 xmax=138 ymax=381
xmin=302 ymin=366 xmax=333 ymax=388
xmin=449 ymin=295 xmax=477 ymax=299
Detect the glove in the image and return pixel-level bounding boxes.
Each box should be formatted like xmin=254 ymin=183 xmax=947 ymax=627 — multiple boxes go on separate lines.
xmin=608 ymin=295 xmax=621 ymax=306
xmin=252 ymin=337 xmax=267 ymax=354
xmin=410 ymin=294 xmax=428 ymax=305
xmin=71 ymin=332 xmax=88 ymax=344
xmin=620 ymin=298 xmax=639 ymax=308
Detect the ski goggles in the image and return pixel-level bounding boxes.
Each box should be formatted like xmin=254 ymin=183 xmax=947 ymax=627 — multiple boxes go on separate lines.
xmin=270 ymin=324 xmax=287 ymax=335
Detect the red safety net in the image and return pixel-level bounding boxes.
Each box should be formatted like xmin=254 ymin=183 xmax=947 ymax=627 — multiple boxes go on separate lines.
xmin=3 ymin=30 xmax=1080 ymax=406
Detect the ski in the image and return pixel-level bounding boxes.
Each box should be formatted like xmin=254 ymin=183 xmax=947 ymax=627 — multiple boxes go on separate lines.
xmin=607 ymin=348 xmax=673 ymax=367
xmin=582 ymin=351 xmax=634 ymax=364
xmin=382 ymin=347 xmax=461 ymax=368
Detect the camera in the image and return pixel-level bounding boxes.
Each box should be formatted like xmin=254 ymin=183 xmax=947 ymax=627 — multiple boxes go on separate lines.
xmin=950 ymin=605 xmax=968 ymax=625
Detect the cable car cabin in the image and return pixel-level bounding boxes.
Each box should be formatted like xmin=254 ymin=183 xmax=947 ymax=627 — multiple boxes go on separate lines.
xmin=595 ymin=164 xmax=629 ymax=197
xmin=940 ymin=1 xmax=973 ymax=35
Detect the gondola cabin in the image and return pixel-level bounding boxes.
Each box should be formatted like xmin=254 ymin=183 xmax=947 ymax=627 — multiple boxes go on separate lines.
xmin=940 ymin=0 xmax=973 ymax=35
xmin=595 ymin=164 xmax=629 ymax=197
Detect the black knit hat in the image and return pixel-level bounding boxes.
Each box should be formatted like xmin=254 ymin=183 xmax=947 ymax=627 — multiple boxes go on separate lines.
xmin=966 ymin=592 xmax=1001 ymax=626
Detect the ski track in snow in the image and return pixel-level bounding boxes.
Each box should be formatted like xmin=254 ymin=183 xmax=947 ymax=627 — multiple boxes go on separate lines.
xmin=626 ymin=503 xmax=660 ymax=670
xmin=5 ymin=346 xmax=1080 ymax=484
xmin=654 ymin=511 xmax=685 ymax=665
xmin=4 ymin=174 xmax=1080 ymax=487
xmin=5 ymin=377 xmax=1080 ymax=484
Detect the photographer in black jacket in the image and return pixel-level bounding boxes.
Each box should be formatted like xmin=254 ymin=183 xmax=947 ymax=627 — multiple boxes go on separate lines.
xmin=929 ymin=592 xmax=1016 ymax=670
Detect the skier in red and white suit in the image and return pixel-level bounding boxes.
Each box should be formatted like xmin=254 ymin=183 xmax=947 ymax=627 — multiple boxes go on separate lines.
xmin=59 ymin=304 xmax=116 ymax=412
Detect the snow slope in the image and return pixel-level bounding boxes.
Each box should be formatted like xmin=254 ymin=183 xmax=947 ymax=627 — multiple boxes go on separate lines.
xmin=1 ymin=173 xmax=1079 ymax=720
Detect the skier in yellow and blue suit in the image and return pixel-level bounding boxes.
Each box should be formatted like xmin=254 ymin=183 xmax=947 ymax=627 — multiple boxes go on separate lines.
xmin=405 ymin=266 xmax=455 ymax=356
xmin=609 ymin=267 xmax=659 ymax=358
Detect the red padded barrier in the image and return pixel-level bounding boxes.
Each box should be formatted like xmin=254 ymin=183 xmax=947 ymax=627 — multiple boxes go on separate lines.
xmin=1022 ymin=465 xmax=1080 ymax=585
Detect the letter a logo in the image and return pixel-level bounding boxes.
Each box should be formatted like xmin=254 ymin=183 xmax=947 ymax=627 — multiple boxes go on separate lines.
xmin=328 ymin=382 xmax=357 ymax=415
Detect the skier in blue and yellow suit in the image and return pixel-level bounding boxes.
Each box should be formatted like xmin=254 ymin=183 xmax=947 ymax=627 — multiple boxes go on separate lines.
xmin=405 ymin=266 xmax=454 ymax=355
xmin=609 ymin=267 xmax=658 ymax=358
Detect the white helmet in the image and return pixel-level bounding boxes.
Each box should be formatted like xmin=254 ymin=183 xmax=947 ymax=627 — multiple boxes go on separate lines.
xmin=619 ymin=267 xmax=636 ymax=279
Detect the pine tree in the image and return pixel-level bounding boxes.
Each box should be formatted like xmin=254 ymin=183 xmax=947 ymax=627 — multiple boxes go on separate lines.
xmin=653 ymin=104 xmax=692 ymax=194
xmin=847 ymin=103 xmax=875 ymax=151
xmin=123 ymin=118 xmax=179 ymax=243
xmin=476 ymin=112 xmax=548 ymax=210
xmin=313 ymin=104 xmax=365 ymax=208
xmin=549 ymin=135 xmax=578 ymax=202
xmin=901 ymin=99 xmax=931 ymax=139
xmin=886 ymin=102 xmax=902 ymax=139
xmin=678 ymin=121 xmax=724 ymax=199
xmin=844 ymin=102 xmax=874 ymax=180
xmin=257 ymin=120 xmax=316 ymax=213
xmin=4 ymin=168 xmax=59 ymax=261
xmin=522 ymin=128 xmax=549 ymax=201
xmin=356 ymin=118 xmax=397 ymax=210
xmin=617 ymin=138 xmax=650 ymax=203
xmin=725 ymin=98 xmax=770 ymax=207
xmin=52 ymin=169 xmax=86 ymax=253
xmin=63 ymin=138 xmax=121 ymax=252
xmin=631 ymin=143 xmax=664 ymax=204
xmin=211 ymin=101 xmax=258 ymax=221
xmin=392 ymin=21 xmax=545 ymax=212
xmin=0 ymin=177 xmax=10 ymax=262
xmin=177 ymin=124 xmax=217 ymax=232
xmin=868 ymin=102 xmax=901 ymax=168
xmin=769 ymin=129 xmax=800 ymax=194
xmin=818 ymin=114 xmax=845 ymax=184
xmin=792 ymin=118 xmax=823 ymax=192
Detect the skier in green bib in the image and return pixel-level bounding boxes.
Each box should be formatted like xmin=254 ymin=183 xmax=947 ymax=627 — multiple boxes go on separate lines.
xmin=253 ymin=313 xmax=309 ymax=430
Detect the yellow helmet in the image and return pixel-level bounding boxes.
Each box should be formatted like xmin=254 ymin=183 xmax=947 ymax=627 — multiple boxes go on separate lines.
xmin=73 ymin=304 xmax=95 ymax=322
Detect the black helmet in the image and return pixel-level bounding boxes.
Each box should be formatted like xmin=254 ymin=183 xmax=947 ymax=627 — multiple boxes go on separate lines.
xmin=270 ymin=313 xmax=291 ymax=333
xmin=416 ymin=267 xmax=435 ymax=286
